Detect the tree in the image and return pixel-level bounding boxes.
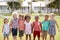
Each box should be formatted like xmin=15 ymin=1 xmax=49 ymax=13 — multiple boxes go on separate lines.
xmin=7 ymin=2 xmax=20 ymax=10
xmin=32 ymin=0 xmax=44 ymax=2
xmin=47 ymin=0 xmax=60 ymax=14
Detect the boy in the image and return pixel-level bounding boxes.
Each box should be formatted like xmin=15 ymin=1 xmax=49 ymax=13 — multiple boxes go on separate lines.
xmin=42 ymin=15 xmax=50 ymax=40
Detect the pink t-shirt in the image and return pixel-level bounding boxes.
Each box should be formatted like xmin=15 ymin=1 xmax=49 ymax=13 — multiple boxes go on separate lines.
xmin=18 ymin=20 xmax=25 ymax=30
xmin=33 ymin=21 xmax=42 ymax=31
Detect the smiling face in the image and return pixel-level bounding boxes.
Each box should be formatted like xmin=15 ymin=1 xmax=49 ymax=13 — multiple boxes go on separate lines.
xmin=35 ymin=16 xmax=39 ymax=21
xmin=4 ymin=18 xmax=9 ymax=23
xmin=25 ymin=16 xmax=31 ymax=22
xmin=13 ymin=14 xmax=17 ymax=19
xmin=50 ymin=13 xmax=55 ymax=19
xmin=44 ymin=15 xmax=49 ymax=20
xmin=19 ymin=15 xmax=23 ymax=20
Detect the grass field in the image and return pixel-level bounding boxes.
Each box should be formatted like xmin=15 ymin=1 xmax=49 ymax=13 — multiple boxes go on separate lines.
xmin=0 ymin=16 xmax=60 ymax=40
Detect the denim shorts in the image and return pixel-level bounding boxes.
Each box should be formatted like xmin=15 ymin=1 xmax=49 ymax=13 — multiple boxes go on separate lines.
xmin=3 ymin=33 xmax=9 ymax=37
xmin=12 ymin=28 xmax=17 ymax=36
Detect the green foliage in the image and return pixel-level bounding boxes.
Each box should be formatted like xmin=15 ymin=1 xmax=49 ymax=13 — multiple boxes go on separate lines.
xmin=38 ymin=11 xmax=41 ymax=13
xmin=47 ymin=0 xmax=60 ymax=8
xmin=32 ymin=0 xmax=44 ymax=2
xmin=7 ymin=2 xmax=20 ymax=10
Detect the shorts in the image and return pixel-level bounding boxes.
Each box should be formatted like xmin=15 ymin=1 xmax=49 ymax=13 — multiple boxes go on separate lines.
xmin=19 ymin=30 xmax=24 ymax=37
xmin=3 ymin=33 xmax=9 ymax=37
xmin=12 ymin=28 xmax=17 ymax=36
xmin=42 ymin=30 xmax=47 ymax=37
xmin=33 ymin=31 xmax=40 ymax=37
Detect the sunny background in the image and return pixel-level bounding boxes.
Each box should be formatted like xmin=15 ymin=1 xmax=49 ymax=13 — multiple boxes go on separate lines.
xmin=0 ymin=0 xmax=60 ymax=40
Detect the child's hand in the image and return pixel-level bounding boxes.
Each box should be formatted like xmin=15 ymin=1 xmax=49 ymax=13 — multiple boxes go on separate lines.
xmin=31 ymin=30 xmax=33 ymax=33
xmin=40 ymin=33 xmax=42 ymax=37
xmin=58 ymin=28 xmax=60 ymax=32
xmin=58 ymin=29 xmax=60 ymax=32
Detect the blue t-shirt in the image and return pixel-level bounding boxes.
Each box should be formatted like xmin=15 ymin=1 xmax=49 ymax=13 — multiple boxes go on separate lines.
xmin=42 ymin=20 xmax=50 ymax=31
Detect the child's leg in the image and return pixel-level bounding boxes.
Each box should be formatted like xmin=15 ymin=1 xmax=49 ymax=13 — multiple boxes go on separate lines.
xmin=50 ymin=35 xmax=51 ymax=40
xmin=42 ymin=31 xmax=45 ymax=40
xmin=13 ymin=36 xmax=17 ymax=40
xmin=42 ymin=37 xmax=44 ymax=40
xmin=20 ymin=37 xmax=22 ymax=40
xmin=42 ymin=30 xmax=47 ymax=40
xmin=33 ymin=37 xmax=35 ymax=40
xmin=45 ymin=36 xmax=47 ymax=40
xmin=37 ymin=31 xmax=40 ymax=40
xmin=19 ymin=30 xmax=24 ymax=40
xmin=50 ymin=35 xmax=55 ymax=40
xmin=26 ymin=35 xmax=28 ymax=40
xmin=7 ymin=36 xmax=9 ymax=40
xmin=4 ymin=36 xmax=6 ymax=40
xmin=38 ymin=37 xmax=40 ymax=40
xmin=33 ymin=31 xmax=36 ymax=40
xmin=29 ymin=34 xmax=31 ymax=40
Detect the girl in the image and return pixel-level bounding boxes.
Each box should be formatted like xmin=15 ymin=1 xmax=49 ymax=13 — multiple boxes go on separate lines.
xmin=32 ymin=16 xmax=42 ymax=40
xmin=24 ymin=16 xmax=32 ymax=40
xmin=48 ymin=13 xmax=59 ymax=40
xmin=10 ymin=13 xmax=18 ymax=40
xmin=2 ymin=18 xmax=10 ymax=40
xmin=18 ymin=15 xmax=25 ymax=40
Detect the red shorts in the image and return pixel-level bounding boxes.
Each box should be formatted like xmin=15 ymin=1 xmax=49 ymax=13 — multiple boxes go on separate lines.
xmin=33 ymin=31 xmax=40 ymax=37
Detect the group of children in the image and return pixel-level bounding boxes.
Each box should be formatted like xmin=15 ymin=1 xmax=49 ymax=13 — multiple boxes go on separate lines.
xmin=2 ymin=13 xmax=60 ymax=40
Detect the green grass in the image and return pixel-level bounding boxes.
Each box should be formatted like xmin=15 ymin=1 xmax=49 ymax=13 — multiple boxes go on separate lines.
xmin=0 ymin=16 xmax=60 ymax=40
xmin=0 ymin=13 xmax=12 ymax=16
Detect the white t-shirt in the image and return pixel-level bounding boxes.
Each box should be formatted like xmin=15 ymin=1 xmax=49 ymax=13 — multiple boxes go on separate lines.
xmin=24 ymin=21 xmax=32 ymax=34
xmin=3 ymin=23 xmax=10 ymax=34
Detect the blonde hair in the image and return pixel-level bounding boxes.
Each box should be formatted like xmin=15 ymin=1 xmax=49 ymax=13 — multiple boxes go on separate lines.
xmin=50 ymin=13 xmax=55 ymax=16
xmin=12 ymin=12 xmax=17 ymax=16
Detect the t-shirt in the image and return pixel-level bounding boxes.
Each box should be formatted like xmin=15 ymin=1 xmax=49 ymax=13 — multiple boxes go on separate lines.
xmin=33 ymin=21 xmax=42 ymax=31
xmin=3 ymin=23 xmax=10 ymax=34
xmin=10 ymin=18 xmax=18 ymax=29
xmin=42 ymin=20 xmax=50 ymax=31
xmin=24 ymin=21 xmax=32 ymax=33
xmin=18 ymin=20 xmax=24 ymax=30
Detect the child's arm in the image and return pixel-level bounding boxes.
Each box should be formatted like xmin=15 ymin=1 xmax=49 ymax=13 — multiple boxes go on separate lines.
xmin=18 ymin=20 xmax=19 ymax=30
xmin=31 ymin=23 xmax=33 ymax=33
xmin=55 ymin=20 xmax=59 ymax=29
xmin=24 ymin=22 xmax=25 ymax=30
xmin=2 ymin=25 xmax=4 ymax=33
xmin=10 ymin=20 xmax=12 ymax=31
xmin=9 ymin=25 xmax=11 ymax=34
xmin=32 ymin=22 xmax=34 ymax=32
xmin=40 ymin=23 xmax=42 ymax=32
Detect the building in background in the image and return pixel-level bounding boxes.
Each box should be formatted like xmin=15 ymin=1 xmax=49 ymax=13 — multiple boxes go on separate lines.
xmin=0 ymin=2 xmax=11 ymax=13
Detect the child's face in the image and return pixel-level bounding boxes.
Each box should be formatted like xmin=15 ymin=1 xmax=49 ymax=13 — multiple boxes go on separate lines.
xmin=5 ymin=19 xmax=8 ymax=23
xmin=13 ymin=14 xmax=17 ymax=19
xmin=19 ymin=16 xmax=23 ymax=20
xmin=50 ymin=15 xmax=55 ymax=19
xmin=35 ymin=17 xmax=39 ymax=21
xmin=26 ymin=17 xmax=30 ymax=22
xmin=45 ymin=15 xmax=49 ymax=20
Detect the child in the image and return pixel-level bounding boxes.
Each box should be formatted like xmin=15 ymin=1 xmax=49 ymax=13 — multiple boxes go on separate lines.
xmin=48 ymin=13 xmax=59 ymax=40
xmin=32 ymin=16 xmax=42 ymax=40
xmin=10 ymin=13 xmax=18 ymax=40
xmin=2 ymin=18 xmax=10 ymax=40
xmin=42 ymin=15 xmax=50 ymax=40
xmin=24 ymin=16 xmax=32 ymax=40
xmin=18 ymin=15 xmax=25 ymax=40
